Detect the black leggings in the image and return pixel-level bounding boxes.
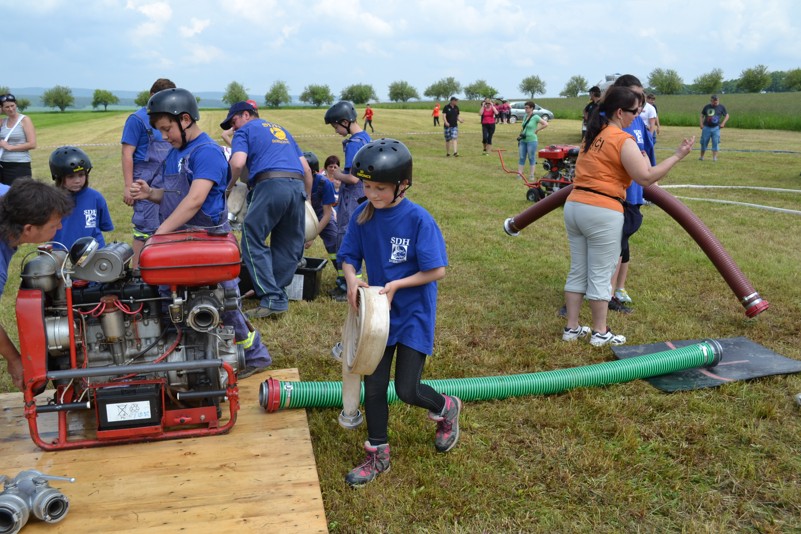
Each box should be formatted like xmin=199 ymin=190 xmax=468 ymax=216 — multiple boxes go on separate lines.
xmin=364 ymin=343 xmax=445 ymax=446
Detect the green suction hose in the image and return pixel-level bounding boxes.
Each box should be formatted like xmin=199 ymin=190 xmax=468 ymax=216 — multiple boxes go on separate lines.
xmin=259 ymin=340 xmax=722 ymax=412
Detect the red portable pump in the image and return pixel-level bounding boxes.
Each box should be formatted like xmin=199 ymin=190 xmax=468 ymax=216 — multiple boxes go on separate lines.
xmin=17 ymin=230 xmax=244 ymax=450
xmin=497 ymin=144 xmax=580 ymax=202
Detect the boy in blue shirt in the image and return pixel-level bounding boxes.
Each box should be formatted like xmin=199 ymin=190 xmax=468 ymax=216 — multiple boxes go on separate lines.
xmin=302 ymin=151 xmax=338 ymax=276
xmin=49 ymin=146 xmax=114 ymax=250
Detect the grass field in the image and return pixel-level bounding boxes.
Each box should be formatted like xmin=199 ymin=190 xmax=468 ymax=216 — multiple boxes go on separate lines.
xmin=3 ymin=107 xmax=801 ymax=532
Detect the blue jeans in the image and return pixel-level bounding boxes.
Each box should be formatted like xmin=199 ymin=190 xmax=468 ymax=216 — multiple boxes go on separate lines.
xmin=700 ymin=126 xmax=721 ymax=152
xmin=242 ymin=178 xmax=306 ymax=311
xmin=518 ymin=140 xmax=538 ymax=166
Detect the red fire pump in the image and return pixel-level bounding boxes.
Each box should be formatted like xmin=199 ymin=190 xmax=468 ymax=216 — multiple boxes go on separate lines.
xmin=17 ymin=231 xmax=244 ymax=450
xmin=497 ymin=145 xmax=580 ymax=202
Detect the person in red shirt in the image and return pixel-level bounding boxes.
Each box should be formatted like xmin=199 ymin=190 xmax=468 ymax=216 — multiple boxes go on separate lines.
xmin=362 ymin=104 xmax=375 ymax=133
xmin=432 ymin=102 xmax=440 ymax=126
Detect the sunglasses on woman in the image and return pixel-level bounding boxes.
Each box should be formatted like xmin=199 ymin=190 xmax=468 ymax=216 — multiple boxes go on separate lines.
xmin=0 ymin=94 xmax=16 ymax=103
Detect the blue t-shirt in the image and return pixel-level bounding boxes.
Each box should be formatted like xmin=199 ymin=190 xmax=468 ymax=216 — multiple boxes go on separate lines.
xmin=338 ymin=198 xmax=448 ymax=355
xmin=162 ymin=133 xmax=229 ymax=223
xmin=622 ymin=115 xmax=652 ymax=206
xmin=310 ymin=172 xmax=337 ymax=218
xmin=120 ymin=108 xmax=165 ymax=162
xmin=342 ymin=131 xmax=371 ymax=172
xmin=0 ymin=184 xmax=12 ymax=296
xmin=53 ymin=187 xmax=114 ymax=250
xmin=231 ymin=119 xmax=304 ymax=183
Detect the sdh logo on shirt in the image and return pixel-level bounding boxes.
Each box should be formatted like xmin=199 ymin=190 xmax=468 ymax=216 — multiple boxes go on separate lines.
xmin=390 ymin=237 xmax=409 ymax=264
xmin=262 ymin=122 xmax=289 ymax=144
xmin=83 ymin=209 xmax=98 ymax=228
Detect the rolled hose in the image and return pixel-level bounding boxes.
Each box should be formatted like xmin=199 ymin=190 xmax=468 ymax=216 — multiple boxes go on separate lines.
xmin=259 ymin=339 xmax=722 ymax=412
xmin=502 ymin=184 xmax=768 ymax=317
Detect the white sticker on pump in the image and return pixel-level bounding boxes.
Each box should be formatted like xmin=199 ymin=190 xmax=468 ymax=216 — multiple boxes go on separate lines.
xmin=106 ymin=400 xmax=152 ymax=422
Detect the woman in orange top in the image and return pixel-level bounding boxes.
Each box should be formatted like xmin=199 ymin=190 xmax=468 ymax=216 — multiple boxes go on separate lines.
xmin=562 ymin=86 xmax=694 ymax=347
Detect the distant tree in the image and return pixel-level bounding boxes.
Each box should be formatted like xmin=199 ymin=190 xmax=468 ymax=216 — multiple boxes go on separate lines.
xmin=41 ymin=85 xmax=74 ymax=112
xmin=464 ymin=80 xmax=498 ymax=100
xmin=0 ymin=86 xmax=9 ymax=96
xmin=518 ymin=75 xmax=546 ymax=98
xmin=15 ymin=98 xmax=31 ymax=112
xmin=738 ymin=64 xmax=771 ymax=93
xmin=784 ymin=68 xmax=801 ymax=91
xmin=765 ymin=71 xmax=786 ymax=93
xmin=265 ymin=81 xmax=291 ymax=108
xmin=340 ymin=84 xmax=377 ymax=105
xmin=424 ymin=77 xmax=461 ymax=100
xmin=559 ymin=75 xmax=588 ymax=97
xmin=92 ymin=89 xmax=120 ymax=111
xmin=299 ymin=84 xmax=335 ymax=107
xmin=721 ymin=79 xmax=739 ymax=94
xmin=693 ymin=69 xmax=724 ymax=94
xmin=648 ymin=68 xmax=683 ymax=94
xmin=222 ymin=81 xmax=249 ymax=105
xmin=388 ymin=81 xmax=419 ymax=102
xmin=135 ymin=90 xmax=150 ymax=107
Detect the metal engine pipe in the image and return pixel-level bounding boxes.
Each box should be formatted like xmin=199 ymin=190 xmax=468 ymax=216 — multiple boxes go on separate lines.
xmin=502 ymin=185 xmax=768 ymax=317
xmin=642 ymin=186 xmax=769 ymax=317
xmin=260 ymin=340 xmax=722 ymax=413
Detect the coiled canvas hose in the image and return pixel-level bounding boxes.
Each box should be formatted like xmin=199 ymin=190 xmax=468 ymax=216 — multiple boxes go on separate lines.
xmin=502 ymin=184 xmax=769 ymax=317
xmin=259 ymin=339 xmax=722 ymax=413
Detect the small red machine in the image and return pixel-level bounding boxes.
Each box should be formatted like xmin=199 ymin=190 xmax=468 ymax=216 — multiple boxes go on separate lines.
xmin=17 ymin=230 xmax=244 ymax=450
xmin=497 ymin=145 xmax=580 ymax=202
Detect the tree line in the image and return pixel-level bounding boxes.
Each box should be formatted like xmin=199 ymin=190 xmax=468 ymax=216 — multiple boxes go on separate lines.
xmin=5 ymin=64 xmax=799 ymax=113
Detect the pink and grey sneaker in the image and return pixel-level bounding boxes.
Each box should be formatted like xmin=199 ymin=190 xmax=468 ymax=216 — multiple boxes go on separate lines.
xmin=345 ymin=441 xmax=391 ymax=487
xmin=428 ymin=395 xmax=462 ymax=453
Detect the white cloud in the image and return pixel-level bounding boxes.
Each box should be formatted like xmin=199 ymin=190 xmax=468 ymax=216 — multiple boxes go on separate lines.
xmin=125 ymin=1 xmax=173 ymax=39
xmin=185 ymin=44 xmax=225 ymax=65
xmin=180 ymin=18 xmax=210 ymax=38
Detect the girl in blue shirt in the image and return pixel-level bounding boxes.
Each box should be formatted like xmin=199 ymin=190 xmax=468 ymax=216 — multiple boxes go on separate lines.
xmin=338 ymin=139 xmax=461 ymax=487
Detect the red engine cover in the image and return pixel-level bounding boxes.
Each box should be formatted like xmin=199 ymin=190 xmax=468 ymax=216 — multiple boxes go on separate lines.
xmin=538 ymin=144 xmax=575 ymax=160
xmin=139 ymin=231 xmax=241 ymax=286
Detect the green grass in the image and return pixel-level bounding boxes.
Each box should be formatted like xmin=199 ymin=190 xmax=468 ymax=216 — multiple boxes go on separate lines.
xmin=3 ymin=109 xmax=801 ymax=532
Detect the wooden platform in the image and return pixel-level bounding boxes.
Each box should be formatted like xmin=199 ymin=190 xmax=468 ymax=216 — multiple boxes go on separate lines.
xmin=0 ymin=368 xmax=328 ymax=533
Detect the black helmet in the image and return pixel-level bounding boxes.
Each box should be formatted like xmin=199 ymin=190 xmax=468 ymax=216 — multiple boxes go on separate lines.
xmin=352 ymin=138 xmax=412 ymax=186
xmin=147 ymin=88 xmax=200 ymax=121
xmin=49 ymin=146 xmax=92 ymax=184
xmin=303 ymin=151 xmax=320 ymax=173
xmin=324 ymin=101 xmax=357 ymax=125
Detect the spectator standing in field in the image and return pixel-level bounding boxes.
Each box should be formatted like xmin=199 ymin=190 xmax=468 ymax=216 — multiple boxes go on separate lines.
xmin=1 ymin=179 xmax=72 ymax=390
xmin=120 ymin=78 xmax=175 ymax=268
xmin=0 ymin=94 xmax=37 ymax=186
xmin=443 ymin=96 xmax=463 ymax=157
xmin=324 ymin=101 xmax=371 ymax=301
xmin=432 ymin=102 xmax=440 ymax=126
xmin=699 ymin=95 xmax=729 ymax=162
xmin=582 ymin=86 xmax=601 ymax=140
xmin=49 ymin=146 xmax=114 ymax=250
xmin=362 ymin=104 xmax=375 ymax=133
xmin=645 ymin=93 xmax=660 ymax=143
xmin=517 ymin=101 xmax=549 ymax=182
xmin=480 ymin=98 xmax=499 ymax=155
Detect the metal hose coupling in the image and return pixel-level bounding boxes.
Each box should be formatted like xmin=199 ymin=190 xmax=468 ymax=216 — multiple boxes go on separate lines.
xmin=0 ymin=470 xmax=75 ymax=534
xmin=503 ymin=217 xmax=520 ymax=237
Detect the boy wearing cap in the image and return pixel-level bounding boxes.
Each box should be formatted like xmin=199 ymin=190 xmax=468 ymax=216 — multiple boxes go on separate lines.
xmin=699 ymin=95 xmax=729 ymax=161
xmin=222 ymin=101 xmax=313 ymax=319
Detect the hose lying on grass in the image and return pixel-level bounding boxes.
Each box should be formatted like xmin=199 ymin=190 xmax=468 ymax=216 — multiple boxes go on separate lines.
xmin=259 ymin=339 xmax=722 ymax=413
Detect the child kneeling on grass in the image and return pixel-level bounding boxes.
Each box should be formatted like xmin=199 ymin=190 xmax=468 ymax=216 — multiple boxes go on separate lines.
xmin=338 ymin=138 xmax=461 ymax=487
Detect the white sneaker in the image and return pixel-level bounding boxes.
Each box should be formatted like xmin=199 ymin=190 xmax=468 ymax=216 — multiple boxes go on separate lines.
xmin=614 ymin=288 xmax=632 ymax=303
xmin=590 ymin=329 xmax=626 ymax=347
xmin=562 ymin=326 xmax=591 ymax=341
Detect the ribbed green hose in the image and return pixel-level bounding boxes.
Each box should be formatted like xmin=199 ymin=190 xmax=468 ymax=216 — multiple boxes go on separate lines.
xmin=260 ymin=340 xmax=721 ymax=411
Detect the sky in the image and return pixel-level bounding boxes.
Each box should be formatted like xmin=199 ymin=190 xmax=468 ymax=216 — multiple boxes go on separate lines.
xmin=4 ymin=0 xmax=801 ymax=101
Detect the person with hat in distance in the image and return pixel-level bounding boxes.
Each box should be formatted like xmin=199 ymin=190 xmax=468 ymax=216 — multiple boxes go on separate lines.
xmin=221 ymin=100 xmax=313 ymax=319
xmin=699 ymin=94 xmax=729 ymax=161
xmin=337 ymin=138 xmax=461 ymax=487
xmin=49 ymin=146 xmax=114 ymax=251
xmin=129 ymin=88 xmax=271 ymax=378
xmin=1 ymin=178 xmax=73 ymax=390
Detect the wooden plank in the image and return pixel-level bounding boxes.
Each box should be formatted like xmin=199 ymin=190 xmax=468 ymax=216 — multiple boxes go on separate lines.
xmin=0 ymin=369 xmax=328 ymax=533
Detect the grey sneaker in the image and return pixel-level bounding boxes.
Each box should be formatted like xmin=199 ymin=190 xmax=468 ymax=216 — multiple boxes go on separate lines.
xmin=428 ymin=395 xmax=462 ymax=453
xmin=562 ymin=325 xmax=591 ymax=341
xmin=590 ymin=329 xmax=627 ymax=347
xmin=345 ymin=441 xmax=391 ymax=487
xmin=331 ymin=341 xmax=343 ymax=362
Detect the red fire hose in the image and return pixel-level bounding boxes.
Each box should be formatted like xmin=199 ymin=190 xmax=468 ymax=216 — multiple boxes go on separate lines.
xmin=503 ymin=184 xmax=769 ymax=317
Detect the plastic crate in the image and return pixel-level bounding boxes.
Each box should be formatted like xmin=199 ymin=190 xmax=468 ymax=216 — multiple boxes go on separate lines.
xmin=286 ymin=257 xmax=328 ymax=301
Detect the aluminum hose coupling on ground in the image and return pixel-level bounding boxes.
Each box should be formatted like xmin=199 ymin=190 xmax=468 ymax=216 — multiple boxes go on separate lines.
xmin=0 ymin=470 xmax=75 ymax=534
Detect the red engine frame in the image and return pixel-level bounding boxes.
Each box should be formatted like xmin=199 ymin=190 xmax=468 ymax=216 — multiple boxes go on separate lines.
xmin=495 ymin=145 xmax=580 ymax=202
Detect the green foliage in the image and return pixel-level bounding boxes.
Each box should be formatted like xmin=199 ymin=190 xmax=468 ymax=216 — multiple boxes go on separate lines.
xmin=388 ymin=81 xmax=420 ymax=102
xmin=300 ymin=84 xmax=335 ymax=107
xmin=41 ymin=85 xmax=74 ymax=112
xmin=15 ymin=98 xmax=31 ymax=112
xmin=463 ymin=80 xmax=498 ymax=100
xmin=0 ymin=86 xmax=9 ymax=96
xmin=134 ymin=90 xmax=150 ymax=107
xmin=693 ymin=69 xmax=724 ymax=94
xmin=560 ymin=75 xmax=588 ymax=98
xmin=91 ymin=89 xmax=119 ymax=111
xmin=424 ymin=77 xmax=461 ymax=100
xmin=784 ymin=68 xmax=801 ymax=91
xmin=222 ymin=81 xmax=249 ymax=105
xmin=340 ymin=84 xmax=377 ymax=105
xmin=519 ymin=75 xmax=546 ymax=98
xmin=738 ymin=64 xmax=771 ymax=93
xmin=265 ymin=81 xmax=291 ymax=108
xmin=648 ymin=68 xmax=684 ymax=94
